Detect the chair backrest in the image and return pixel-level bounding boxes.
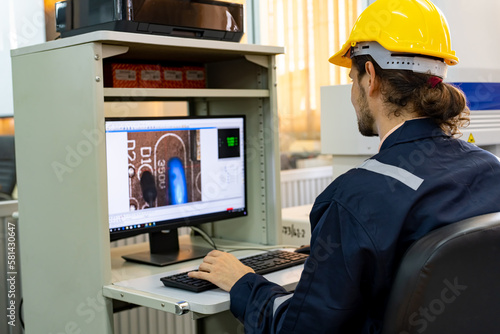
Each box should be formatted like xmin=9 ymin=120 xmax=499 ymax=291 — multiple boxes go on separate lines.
xmin=0 ymin=136 xmax=16 ymax=198
xmin=382 ymin=212 xmax=500 ymax=334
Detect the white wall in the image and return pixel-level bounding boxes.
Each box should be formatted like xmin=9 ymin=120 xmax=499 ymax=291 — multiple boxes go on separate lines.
xmin=0 ymin=0 xmax=45 ymax=117
xmin=433 ymin=0 xmax=500 ymax=70
xmin=432 ymin=0 xmax=500 ymax=82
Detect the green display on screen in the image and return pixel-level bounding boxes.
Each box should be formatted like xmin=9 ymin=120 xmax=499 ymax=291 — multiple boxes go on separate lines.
xmin=227 ymin=136 xmax=238 ymax=147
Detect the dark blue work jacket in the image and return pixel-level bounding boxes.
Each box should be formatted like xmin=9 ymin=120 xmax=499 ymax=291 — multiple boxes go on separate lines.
xmin=229 ymin=118 xmax=500 ymax=333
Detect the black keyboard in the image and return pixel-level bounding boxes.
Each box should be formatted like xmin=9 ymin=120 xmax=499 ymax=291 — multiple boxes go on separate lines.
xmin=160 ymin=250 xmax=309 ymax=292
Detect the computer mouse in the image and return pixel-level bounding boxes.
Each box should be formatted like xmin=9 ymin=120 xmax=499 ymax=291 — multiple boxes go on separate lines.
xmin=294 ymin=245 xmax=310 ymax=254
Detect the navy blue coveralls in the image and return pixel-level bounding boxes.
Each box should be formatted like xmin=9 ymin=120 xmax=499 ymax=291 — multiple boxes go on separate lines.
xmin=229 ymin=118 xmax=500 ymax=333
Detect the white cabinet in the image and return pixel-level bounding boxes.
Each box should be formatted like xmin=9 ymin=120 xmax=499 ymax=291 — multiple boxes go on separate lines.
xmin=12 ymin=31 xmax=283 ymax=333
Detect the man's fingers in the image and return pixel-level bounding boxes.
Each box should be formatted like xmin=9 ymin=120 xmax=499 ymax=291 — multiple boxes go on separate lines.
xmin=188 ymin=270 xmax=210 ymax=281
xmin=207 ymin=250 xmax=224 ymax=257
xmin=186 ymin=251 xmax=254 ymax=292
xmin=198 ymin=262 xmax=212 ymax=273
xmin=202 ymin=255 xmax=217 ymax=265
xmin=199 ymin=250 xmax=223 ymax=265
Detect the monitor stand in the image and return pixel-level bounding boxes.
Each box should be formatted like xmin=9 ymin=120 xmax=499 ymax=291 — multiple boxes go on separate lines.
xmin=122 ymin=228 xmax=212 ymax=267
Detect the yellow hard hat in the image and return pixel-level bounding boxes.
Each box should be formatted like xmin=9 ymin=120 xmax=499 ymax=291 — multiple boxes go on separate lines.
xmin=329 ymin=0 xmax=459 ymax=68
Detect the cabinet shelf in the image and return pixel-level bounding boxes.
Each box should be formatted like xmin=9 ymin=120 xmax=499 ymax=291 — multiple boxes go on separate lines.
xmin=103 ymin=88 xmax=270 ymax=100
xmin=12 ymin=31 xmax=283 ymax=333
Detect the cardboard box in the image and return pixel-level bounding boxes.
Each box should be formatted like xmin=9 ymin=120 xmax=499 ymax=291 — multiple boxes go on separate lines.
xmin=106 ymin=63 xmax=207 ymax=89
xmin=162 ymin=66 xmax=184 ymax=88
xmin=184 ymin=66 xmax=206 ymax=88
xmin=138 ymin=64 xmax=162 ymax=88
xmin=110 ymin=63 xmax=138 ymax=88
xmin=281 ymin=204 xmax=312 ymax=246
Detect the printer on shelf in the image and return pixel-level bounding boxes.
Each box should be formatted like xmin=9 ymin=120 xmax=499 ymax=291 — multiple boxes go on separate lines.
xmin=55 ymin=0 xmax=244 ymax=42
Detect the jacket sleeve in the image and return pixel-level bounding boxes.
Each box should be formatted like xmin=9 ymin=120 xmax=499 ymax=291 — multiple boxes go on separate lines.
xmin=229 ymin=200 xmax=383 ymax=333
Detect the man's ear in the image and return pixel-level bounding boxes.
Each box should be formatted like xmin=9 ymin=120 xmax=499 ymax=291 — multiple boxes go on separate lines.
xmin=364 ymin=61 xmax=379 ymax=96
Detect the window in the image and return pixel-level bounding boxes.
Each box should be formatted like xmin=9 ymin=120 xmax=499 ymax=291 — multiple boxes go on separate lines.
xmin=259 ymin=0 xmax=361 ymax=162
xmin=0 ymin=117 xmax=14 ymax=135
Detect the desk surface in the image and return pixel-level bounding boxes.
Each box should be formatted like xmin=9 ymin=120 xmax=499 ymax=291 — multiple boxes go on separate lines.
xmin=104 ymin=237 xmax=303 ymax=317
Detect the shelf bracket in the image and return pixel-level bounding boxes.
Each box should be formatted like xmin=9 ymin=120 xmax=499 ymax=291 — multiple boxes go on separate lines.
xmin=245 ymin=55 xmax=269 ymax=68
xmin=101 ymin=45 xmax=130 ymax=59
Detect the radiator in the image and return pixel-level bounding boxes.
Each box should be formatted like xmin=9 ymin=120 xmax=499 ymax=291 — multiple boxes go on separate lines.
xmin=114 ymin=308 xmax=196 ymax=334
xmin=111 ymin=228 xmax=196 ymax=334
xmin=280 ymin=166 xmax=333 ymax=208
xmin=111 ymin=167 xmax=334 ymax=333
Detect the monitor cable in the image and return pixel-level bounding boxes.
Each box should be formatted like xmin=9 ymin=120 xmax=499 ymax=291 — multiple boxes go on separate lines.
xmin=190 ymin=226 xmax=218 ymax=250
xmin=190 ymin=226 xmax=302 ymax=254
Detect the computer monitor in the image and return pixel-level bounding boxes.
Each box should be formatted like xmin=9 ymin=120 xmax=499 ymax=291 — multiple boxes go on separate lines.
xmin=105 ymin=115 xmax=247 ymax=266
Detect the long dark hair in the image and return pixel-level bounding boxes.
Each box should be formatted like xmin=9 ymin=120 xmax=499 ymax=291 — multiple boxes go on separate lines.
xmin=351 ymin=55 xmax=470 ymax=137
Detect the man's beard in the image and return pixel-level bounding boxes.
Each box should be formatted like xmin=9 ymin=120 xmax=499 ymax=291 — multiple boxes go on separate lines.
xmin=356 ymin=85 xmax=377 ymax=137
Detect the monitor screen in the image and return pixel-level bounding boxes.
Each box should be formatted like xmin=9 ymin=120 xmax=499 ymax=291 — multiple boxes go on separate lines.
xmin=105 ymin=115 xmax=247 ymax=266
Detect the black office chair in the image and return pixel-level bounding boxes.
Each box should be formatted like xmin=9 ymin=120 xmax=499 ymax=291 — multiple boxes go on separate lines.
xmin=382 ymin=212 xmax=500 ymax=334
xmin=0 ymin=136 xmax=16 ymax=201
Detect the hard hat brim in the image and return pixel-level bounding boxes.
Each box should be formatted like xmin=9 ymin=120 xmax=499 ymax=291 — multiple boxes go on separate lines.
xmin=328 ymin=41 xmax=352 ymax=68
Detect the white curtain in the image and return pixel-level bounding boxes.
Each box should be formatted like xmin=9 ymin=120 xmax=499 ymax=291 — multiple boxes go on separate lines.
xmin=259 ymin=0 xmax=363 ymax=151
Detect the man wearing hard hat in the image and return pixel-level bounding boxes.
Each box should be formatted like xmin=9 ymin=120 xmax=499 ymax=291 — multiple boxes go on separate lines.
xmin=189 ymin=1 xmax=500 ymax=332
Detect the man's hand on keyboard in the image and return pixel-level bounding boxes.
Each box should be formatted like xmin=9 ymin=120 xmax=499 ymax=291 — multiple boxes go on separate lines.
xmin=188 ymin=250 xmax=255 ymax=291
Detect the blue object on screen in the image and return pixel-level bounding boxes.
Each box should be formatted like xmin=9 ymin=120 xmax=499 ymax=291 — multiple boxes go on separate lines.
xmin=105 ymin=115 xmax=247 ymax=266
xmin=168 ymin=157 xmax=188 ymax=205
